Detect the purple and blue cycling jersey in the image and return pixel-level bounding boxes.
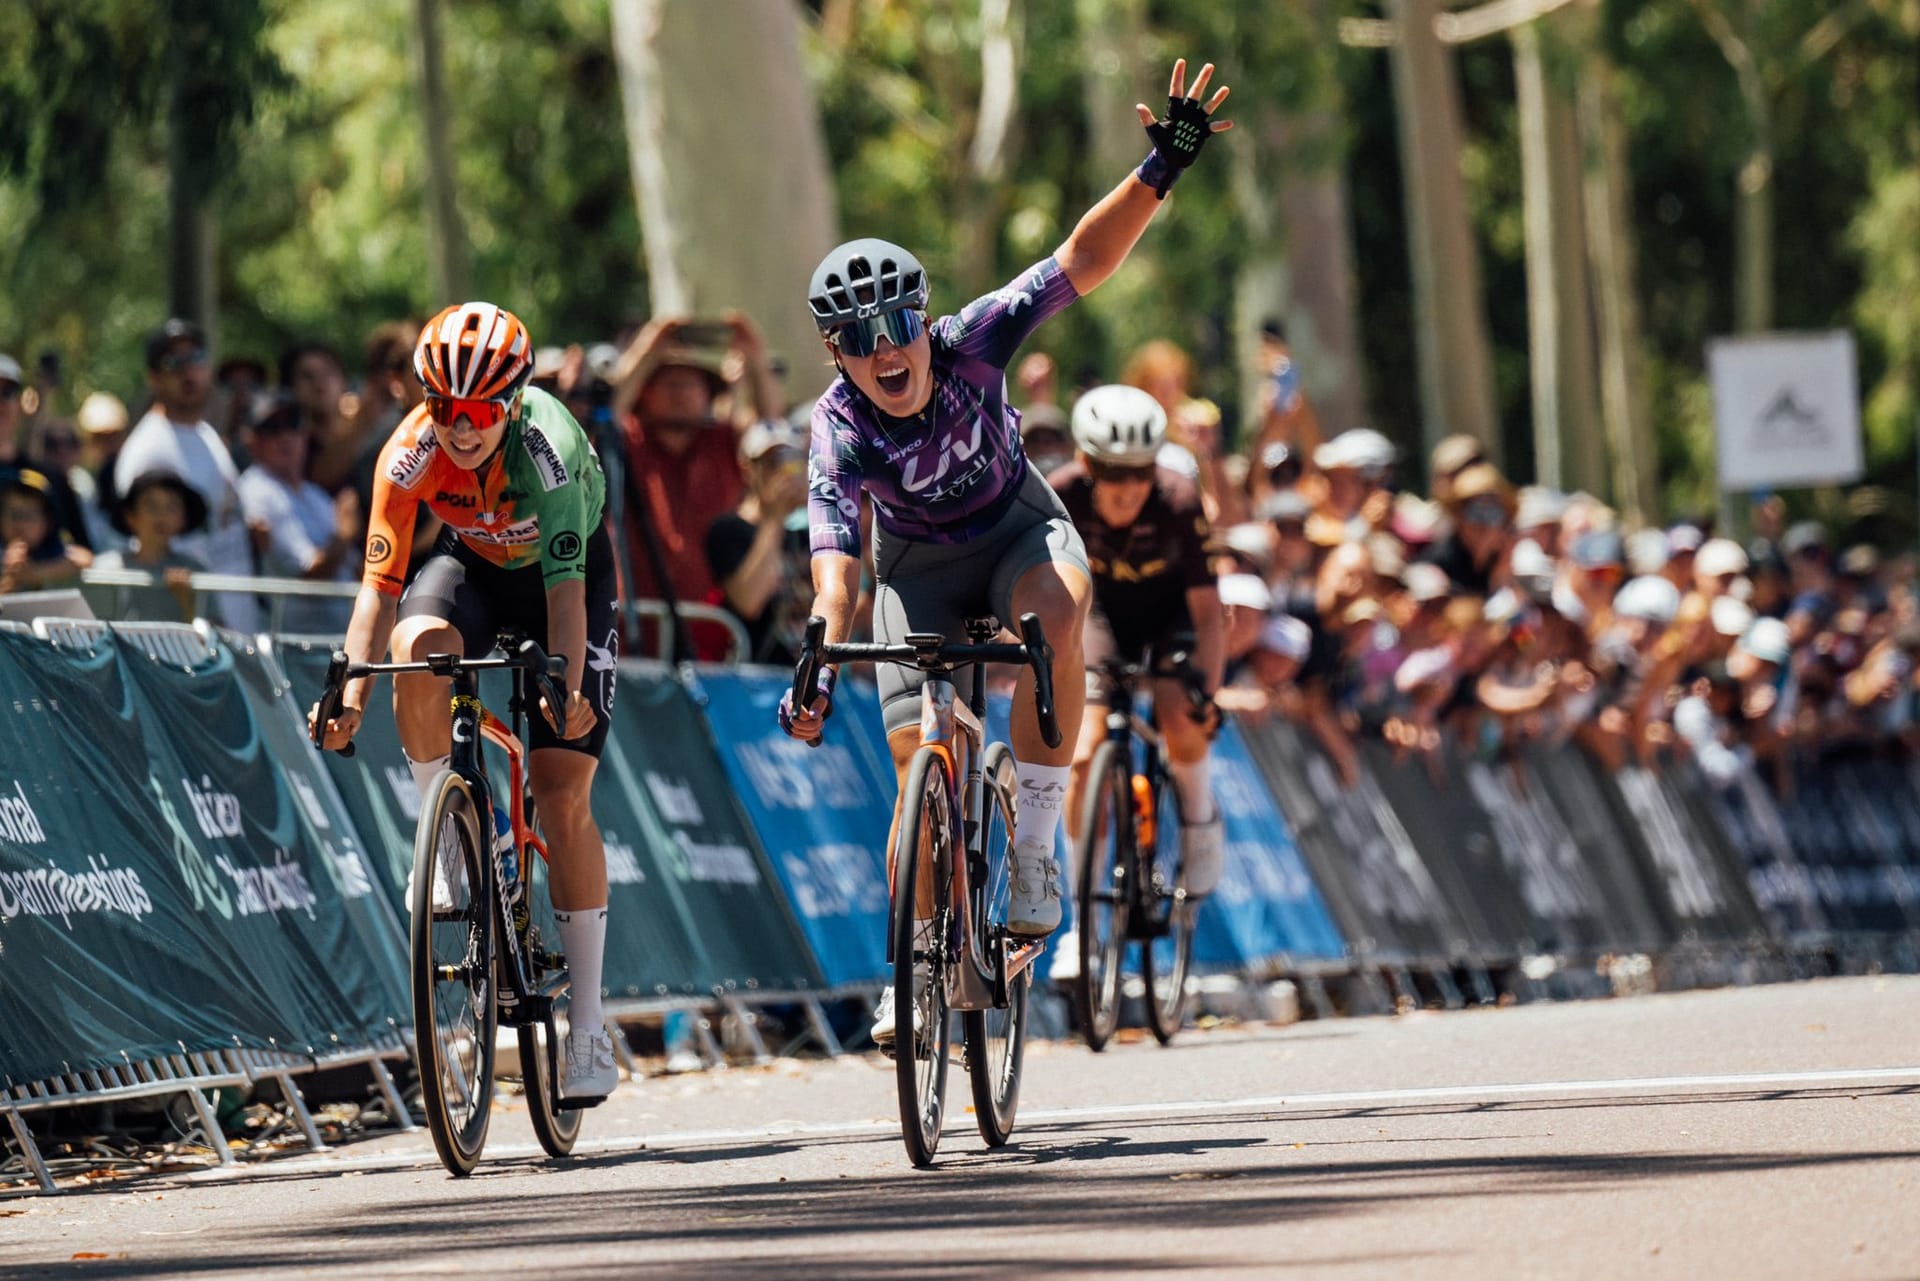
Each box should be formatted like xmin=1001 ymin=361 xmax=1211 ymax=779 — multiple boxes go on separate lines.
xmin=808 ymin=256 xmax=1080 ymax=557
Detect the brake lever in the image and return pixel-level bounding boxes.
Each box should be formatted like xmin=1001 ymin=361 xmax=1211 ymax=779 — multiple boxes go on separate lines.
xmin=1019 ymin=612 xmax=1062 ymax=751
xmin=317 ymin=650 xmax=357 ymax=758
xmin=793 ymin=616 xmax=827 ymax=749
xmin=516 ymin=639 xmax=569 ymax=739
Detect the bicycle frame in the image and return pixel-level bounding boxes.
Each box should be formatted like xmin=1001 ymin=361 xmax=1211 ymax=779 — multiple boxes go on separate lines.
xmin=916 ymin=675 xmax=1046 ymax=1013
xmin=444 ymin=667 xmax=566 ymax=1020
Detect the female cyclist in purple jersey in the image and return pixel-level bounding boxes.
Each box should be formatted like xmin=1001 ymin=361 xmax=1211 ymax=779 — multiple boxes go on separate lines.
xmin=781 ymin=58 xmax=1232 ymax=1044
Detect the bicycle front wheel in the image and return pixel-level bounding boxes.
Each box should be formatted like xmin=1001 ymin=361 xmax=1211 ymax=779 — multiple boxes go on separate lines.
xmin=965 ymin=742 xmax=1027 ymax=1148
xmin=1143 ymin=764 xmax=1195 ymax=1045
xmin=411 ymin=771 xmax=498 ymax=1177
xmin=515 ymin=825 xmax=581 ymax=1158
xmin=893 ymin=746 xmax=954 ymax=1169
xmin=1075 ymin=740 xmax=1132 ymax=1051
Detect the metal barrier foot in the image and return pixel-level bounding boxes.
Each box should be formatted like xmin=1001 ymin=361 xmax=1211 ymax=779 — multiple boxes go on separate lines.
xmin=801 ymin=997 xmax=844 ymax=1058
xmin=719 ymin=996 xmax=774 ymax=1066
xmin=266 ymin=1071 xmax=329 ymax=1153
xmin=366 ymin=1057 xmax=418 ymax=1132
xmin=6 ymin=1108 xmax=56 ymax=1194
xmin=185 ymin=1088 xmax=238 ymax=1167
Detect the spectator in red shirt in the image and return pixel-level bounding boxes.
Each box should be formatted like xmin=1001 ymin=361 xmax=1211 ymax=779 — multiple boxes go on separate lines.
xmin=608 ymin=313 xmax=784 ymax=657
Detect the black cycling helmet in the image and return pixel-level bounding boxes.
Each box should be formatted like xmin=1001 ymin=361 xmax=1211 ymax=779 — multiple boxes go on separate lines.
xmin=807 ymin=238 xmax=929 ymax=332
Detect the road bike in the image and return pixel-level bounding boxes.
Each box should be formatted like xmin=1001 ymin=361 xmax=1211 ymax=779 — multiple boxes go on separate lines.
xmin=792 ymin=613 xmax=1061 ymax=1167
xmin=1074 ymin=650 xmax=1207 ymax=1051
xmin=311 ymin=633 xmax=586 ymax=1176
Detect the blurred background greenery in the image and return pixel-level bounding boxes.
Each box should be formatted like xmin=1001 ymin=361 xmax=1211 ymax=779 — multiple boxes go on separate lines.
xmin=0 ymin=0 xmax=1914 ymax=526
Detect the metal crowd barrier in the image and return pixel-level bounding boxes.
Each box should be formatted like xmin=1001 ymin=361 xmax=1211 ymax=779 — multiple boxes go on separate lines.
xmin=1 ymin=617 xmax=419 ymax=1195
xmin=79 ymin=568 xmax=358 ymax=637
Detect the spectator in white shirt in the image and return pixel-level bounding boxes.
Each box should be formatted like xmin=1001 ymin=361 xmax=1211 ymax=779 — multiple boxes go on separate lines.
xmin=114 ymin=319 xmax=261 ymax=631
xmin=236 ymin=405 xmax=359 ymax=635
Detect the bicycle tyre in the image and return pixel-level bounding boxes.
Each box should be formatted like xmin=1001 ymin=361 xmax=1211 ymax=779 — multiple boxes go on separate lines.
xmin=519 ymin=1016 xmax=581 ymax=1158
xmin=514 ymin=820 xmax=581 ymax=1157
xmin=965 ymin=742 xmax=1027 ymax=1147
xmin=1075 ymin=739 xmax=1131 ymax=1051
xmin=1143 ymin=763 xmax=1195 ymax=1045
xmin=893 ymin=746 xmax=954 ymax=1168
xmin=411 ymin=771 xmax=498 ymax=1177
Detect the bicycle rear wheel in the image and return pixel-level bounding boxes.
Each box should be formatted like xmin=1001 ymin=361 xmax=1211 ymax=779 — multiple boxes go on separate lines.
xmin=1142 ymin=764 xmax=1195 ymax=1045
xmin=965 ymin=742 xmax=1027 ymax=1147
xmin=1074 ymin=740 xmax=1132 ymax=1051
xmin=517 ymin=844 xmax=581 ymax=1158
xmin=892 ymin=746 xmax=954 ymax=1168
xmin=411 ymin=771 xmax=497 ymax=1177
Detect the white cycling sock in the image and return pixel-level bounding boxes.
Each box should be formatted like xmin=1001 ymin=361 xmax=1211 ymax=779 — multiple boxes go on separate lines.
xmin=406 ymin=752 xmax=450 ymax=805
xmin=1169 ymin=757 xmax=1217 ymax=825
xmin=554 ymin=906 xmax=608 ymax=1036
xmin=1013 ymin=761 xmax=1071 ymax=853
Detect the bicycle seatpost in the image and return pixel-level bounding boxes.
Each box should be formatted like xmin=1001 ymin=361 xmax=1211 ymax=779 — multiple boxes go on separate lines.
xmin=1018 ymin=613 xmax=1062 ymax=750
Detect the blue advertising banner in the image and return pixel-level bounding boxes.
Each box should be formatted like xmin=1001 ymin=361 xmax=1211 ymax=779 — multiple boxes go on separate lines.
xmin=691 ymin=668 xmax=894 ymax=989
xmin=1198 ymin=719 xmax=1347 ymax=968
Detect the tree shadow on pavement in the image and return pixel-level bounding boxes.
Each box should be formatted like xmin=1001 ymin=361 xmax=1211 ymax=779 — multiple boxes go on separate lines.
xmin=19 ymin=1102 xmax=1920 ymax=1279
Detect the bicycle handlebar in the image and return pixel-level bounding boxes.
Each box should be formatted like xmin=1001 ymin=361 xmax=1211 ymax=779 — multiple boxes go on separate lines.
xmin=1097 ymin=649 xmax=1213 ymax=723
xmin=309 ymin=638 xmax=570 ymax=757
xmin=791 ymin=614 xmax=1062 ymax=751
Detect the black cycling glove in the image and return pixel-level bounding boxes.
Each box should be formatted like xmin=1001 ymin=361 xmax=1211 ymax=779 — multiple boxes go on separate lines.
xmin=1137 ymin=95 xmax=1215 ymax=199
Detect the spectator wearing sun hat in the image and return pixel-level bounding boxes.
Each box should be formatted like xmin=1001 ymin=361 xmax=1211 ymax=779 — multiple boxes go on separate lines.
xmin=0 ymin=466 xmax=92 ymax=596
xmin=1421 ymin=462 xmax=1514 ymax=596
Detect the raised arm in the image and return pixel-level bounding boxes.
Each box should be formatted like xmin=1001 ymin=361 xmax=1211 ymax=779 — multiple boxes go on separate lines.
xmin=1056 ymin=58 xmax=1233 ymax=296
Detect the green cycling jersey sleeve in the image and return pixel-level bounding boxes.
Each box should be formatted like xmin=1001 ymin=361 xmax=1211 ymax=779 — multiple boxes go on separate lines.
xmin=512 ymin=387 xmax=607 ymax=587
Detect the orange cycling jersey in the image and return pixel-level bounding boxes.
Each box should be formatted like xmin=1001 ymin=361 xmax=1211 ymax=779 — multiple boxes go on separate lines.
xmin=363 ymin=386 xmax=607 ymax=596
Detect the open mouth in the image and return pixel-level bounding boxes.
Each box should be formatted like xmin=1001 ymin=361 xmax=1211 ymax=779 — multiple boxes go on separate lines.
xmin=874 ymin=367 xmax=910 ymax=398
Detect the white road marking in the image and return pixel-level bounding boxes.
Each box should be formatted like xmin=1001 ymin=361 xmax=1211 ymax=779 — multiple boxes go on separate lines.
xmin=234 ymin=1065 xmax=1920 ymax=1179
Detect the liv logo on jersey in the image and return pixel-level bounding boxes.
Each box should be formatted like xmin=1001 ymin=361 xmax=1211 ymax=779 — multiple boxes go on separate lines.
xmin=523 ymin=424 xmax=570 ymax=491
xmin=386 ymin=427 xmax=439 ymax=490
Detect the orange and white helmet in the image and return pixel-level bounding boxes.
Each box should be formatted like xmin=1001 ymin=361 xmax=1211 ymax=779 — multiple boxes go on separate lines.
xmin=414 ymin=302 xmax=534 ymax=402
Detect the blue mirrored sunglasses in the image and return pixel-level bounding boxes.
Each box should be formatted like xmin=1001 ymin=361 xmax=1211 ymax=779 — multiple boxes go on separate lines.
xmin=829 ymin=309 xmax=925 ymax=358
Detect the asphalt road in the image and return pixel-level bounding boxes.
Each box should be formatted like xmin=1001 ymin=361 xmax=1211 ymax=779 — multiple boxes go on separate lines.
xmin=5 ymin=976 xmax=1918 ymax=1280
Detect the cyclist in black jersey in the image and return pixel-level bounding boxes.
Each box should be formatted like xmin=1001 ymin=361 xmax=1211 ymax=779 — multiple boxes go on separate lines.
xmin=1048 ymin=386 xmax=1225 ymax=977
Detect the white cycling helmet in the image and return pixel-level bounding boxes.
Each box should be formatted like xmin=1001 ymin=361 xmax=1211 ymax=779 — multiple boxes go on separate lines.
xmin=1071 ymin=384 xmax=1167 ymax=465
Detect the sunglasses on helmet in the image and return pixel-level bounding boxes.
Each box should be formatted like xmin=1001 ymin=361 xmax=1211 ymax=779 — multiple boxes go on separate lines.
xmin=425 ymin=391 xmax=517 ymax=433
xmin=828 ymin=309 xmax=926 ymax=358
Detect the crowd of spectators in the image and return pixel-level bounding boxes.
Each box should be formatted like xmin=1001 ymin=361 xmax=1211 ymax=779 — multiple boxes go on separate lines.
xmin=6 ymin=309 xmax=1911 ymax=795
xmin=1094 ymin=326 xmax=1917 ymax=794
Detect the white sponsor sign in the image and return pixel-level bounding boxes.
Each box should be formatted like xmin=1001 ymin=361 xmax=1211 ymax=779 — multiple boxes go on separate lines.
xmin=1708 ymin=330 xmax=1862 ymax=492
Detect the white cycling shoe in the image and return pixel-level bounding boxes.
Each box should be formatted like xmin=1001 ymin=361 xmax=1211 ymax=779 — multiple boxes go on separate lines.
xmin=1179 ymin=815 xmax=1225 ymax=898
xmin=870 ymin=965 xmax=928 ymax=1049
xmin=405 ymin=842 xmax=460 ymax=915
xmin=1008 ymin=840 xmax=1063 ymax=937
xmin=562 ymin=1026 xmax=618 ymax=1102
xmin=1047 ymin=928 xmax=1081 ymax=984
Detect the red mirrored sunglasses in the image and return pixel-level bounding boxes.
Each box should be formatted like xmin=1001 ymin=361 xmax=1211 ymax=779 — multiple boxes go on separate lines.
xmin=425 ymin=392 xmax=516 ymax=432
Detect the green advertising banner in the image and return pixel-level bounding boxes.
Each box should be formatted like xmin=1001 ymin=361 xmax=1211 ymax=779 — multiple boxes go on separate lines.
xmin=604 ymin=666 xmax=822 ymax=995
xmin=113 ymin=633 xmax=408 ymax=1052
xmin=0 ymin=632 xmax=270 ymax=1084
xmin=0 ymin=630 xmax=401 ymax=1087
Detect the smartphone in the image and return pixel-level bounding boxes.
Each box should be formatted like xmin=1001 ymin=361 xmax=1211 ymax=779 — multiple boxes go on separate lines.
xmin=675 ymin=321 xmax=735 ymax=349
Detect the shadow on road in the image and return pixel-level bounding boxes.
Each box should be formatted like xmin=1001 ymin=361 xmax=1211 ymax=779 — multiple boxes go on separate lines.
xmin=21 ymin=1085 xmax=1920 ymax=1279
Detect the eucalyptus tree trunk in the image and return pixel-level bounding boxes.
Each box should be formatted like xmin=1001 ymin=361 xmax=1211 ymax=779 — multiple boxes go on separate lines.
xmin=611 ymin=0 xmax=839 ymax=398
xmin=1385 ymin=0 xmax=1501 ymax=471
xmin=1513 ymin=13 xmax=1604 ymax=495
xmin=411 ymin=0 xmax=470 ymax=304
xmin=1577 ymin=37 xmax=1660 ymax=524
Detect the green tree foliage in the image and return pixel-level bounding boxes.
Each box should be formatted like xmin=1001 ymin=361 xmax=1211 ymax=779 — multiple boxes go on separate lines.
xmin=0 ymin=0 xmax=1912 ymax=522
xmin=0 ymin=0 xmax=638 ymax=402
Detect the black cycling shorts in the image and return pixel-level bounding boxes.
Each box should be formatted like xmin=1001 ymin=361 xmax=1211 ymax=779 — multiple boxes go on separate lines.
xmin=397 ymin=523 xmax=619 ymax=758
